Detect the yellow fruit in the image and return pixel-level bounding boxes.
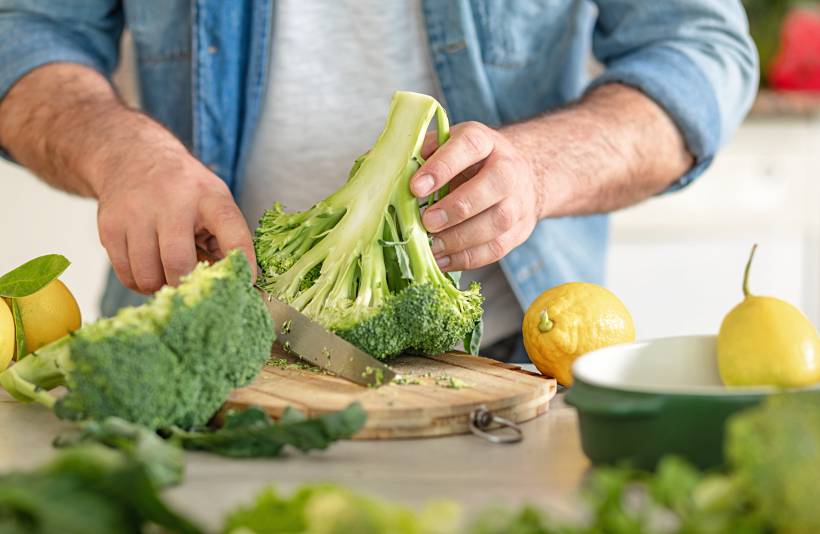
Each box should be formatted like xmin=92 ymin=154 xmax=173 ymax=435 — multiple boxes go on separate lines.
xmin=522 ymin=282 xmax=636 ymax=386
xmin=13 ymin=279 xmax=82 ymax=356
xmin=718 ymin=245 xmax=820 ymax=387
xmin=0 ymin=299 xmax=14 ymax=370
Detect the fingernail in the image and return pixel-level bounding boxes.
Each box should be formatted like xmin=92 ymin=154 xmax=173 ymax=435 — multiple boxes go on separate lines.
xmin=423 ymin=209 xmax=448 ymax=231
xmin=430 ymin=237 xmax=445 ymax=254
xmin=412 ymin=174 xmax=435 ymax=197
xmin=436 ymin=255 xmax=450 ymax=269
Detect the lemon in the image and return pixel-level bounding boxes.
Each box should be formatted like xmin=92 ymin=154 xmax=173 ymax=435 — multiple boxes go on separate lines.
xmin=0 ymin=299 xmax=14 ymax=370
xmin=13 ymin=279 xmax=82 ymax=356
xmin=718 ymin=245 xmax=820 ymax=387
xmin=522 ymin=282 xmax=636 ymax=386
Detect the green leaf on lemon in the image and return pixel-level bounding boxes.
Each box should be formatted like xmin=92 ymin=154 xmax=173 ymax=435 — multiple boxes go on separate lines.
xmin=11 ymin=298 xmax=26 ymax=360
xmin=0 ymin=254 xmax=70 ymax=298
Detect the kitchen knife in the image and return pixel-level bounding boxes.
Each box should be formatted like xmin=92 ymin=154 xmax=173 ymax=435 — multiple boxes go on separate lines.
xmin=257 ymin=288 xmax=396 ymax=387
xmin=195 ymin=247 xmax=395 ymax=387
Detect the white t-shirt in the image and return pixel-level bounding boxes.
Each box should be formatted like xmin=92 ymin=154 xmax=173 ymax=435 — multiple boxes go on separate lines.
xmin=239 ymin=0 xmax=523 ymax=346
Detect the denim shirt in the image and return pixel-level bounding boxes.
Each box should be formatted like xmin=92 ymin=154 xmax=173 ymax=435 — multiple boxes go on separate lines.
xmin=0 ymin=1 xmax=758 ymax=317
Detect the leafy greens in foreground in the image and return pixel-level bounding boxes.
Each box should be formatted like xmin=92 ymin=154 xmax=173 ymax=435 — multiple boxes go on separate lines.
xmin=222 ymin=483 xmax=462 ymax=534
xmin=0 ymin=445 xmax=201 ymax=534
xmin=254 ymin=91 xmax=484 ymax=359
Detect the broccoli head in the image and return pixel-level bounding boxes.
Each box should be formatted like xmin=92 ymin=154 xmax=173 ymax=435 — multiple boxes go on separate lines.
xmin=0 ymin=250 xmax=274 ymax=430
xmin=254 ymin=91 xmax=484 ymax=359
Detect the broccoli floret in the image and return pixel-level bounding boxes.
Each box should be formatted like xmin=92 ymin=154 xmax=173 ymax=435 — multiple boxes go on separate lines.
xmin=254 ymin=91 xmax=484 ymax=359
xmin=0 ymin=250 xmax=274 ymax=430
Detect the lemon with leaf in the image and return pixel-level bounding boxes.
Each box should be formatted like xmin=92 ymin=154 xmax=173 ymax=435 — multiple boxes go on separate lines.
xmin=523 ymin=282 xmax=635 ymax=386
xmin=0 ymin=254 xmax=80 ymax=359
xmin=718 ymin=245 xmax=820 ymax=387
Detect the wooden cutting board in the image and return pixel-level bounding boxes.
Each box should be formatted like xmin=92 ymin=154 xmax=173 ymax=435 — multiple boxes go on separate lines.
xmin=226 ymin=345 xmax=557 ymax=439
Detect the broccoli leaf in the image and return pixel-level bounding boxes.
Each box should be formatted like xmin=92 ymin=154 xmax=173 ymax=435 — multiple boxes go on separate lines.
xmin=463 ymin=318 xmax=483 ymax=356
xmin=172 ymin=402 xmax=366 ymax=458
xmin=53 ymin=417 xmax=185 ymax=488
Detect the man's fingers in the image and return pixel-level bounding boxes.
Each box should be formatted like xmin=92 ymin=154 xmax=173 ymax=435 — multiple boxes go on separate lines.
xmin=421 ymin=153 xmax=515 ymax=233
xmin=158 ymin=215 xmax=197 ymax=286
xmin=435 ymin=229 xmax=526 ymax=272
xmin=430 ymin=197 xmax=523 ymax=257
xmin=99 ymin=222 xmax=138 ymax=292
xmin=410 ymin=121 xmax=494 ymax=198
xmin=199 ymin=194 xmax=257 ymax=281
xmin=420 ymin=131 xmax=439 ymax=159
xmin=126 ymin=226 xmax=166 ymax=294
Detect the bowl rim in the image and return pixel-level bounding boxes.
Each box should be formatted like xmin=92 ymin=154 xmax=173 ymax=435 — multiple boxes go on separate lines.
xmin=571 ymin=334 xmax=820 ymax=397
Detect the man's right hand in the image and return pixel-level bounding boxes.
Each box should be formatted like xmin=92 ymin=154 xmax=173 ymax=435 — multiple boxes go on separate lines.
xmin=95 ymin=149 xmax=255 ymax=294
xmin=0 ymin=63 xmax=256 ymax=295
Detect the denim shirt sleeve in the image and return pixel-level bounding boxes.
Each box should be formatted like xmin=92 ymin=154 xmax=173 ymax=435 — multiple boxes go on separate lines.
xmin=0 ymin=1 xmax=123 ymax=160
xmin=587 ymin=0 xmax=759 ymax=190
xmin=0 ymin=1 xmax=123 ymax=102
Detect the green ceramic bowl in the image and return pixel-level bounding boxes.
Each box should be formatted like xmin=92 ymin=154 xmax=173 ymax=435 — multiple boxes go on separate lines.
xmin=564 ymin=335 xmax=819 ymax=470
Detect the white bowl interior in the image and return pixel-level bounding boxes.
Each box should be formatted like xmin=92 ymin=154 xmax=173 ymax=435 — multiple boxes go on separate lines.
xmin=571 ymin=335 xmax=818 ymax=395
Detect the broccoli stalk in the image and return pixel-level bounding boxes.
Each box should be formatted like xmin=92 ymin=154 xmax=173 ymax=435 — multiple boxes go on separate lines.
xmin=0 ymin=250 xmax=274 ymax=430
xmin=255 ymin=91 xmax=483 ymax=359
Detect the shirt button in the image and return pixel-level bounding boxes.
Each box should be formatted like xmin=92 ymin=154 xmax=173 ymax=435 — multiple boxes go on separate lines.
xmin=207 ymin=45 xmax=218 ymax=54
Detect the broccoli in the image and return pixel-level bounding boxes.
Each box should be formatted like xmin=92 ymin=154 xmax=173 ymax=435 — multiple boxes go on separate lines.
xmin=0 ymin=250 xmax=274 ymax=430
xmin=254 ymin=91 xmax=484 ymax=359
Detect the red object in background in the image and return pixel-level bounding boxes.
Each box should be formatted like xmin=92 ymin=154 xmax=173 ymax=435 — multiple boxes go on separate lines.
xmin=768 ymin=8 xmax=820 ymax=92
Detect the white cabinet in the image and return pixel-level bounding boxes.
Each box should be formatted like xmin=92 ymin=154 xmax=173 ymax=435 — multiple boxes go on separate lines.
xmin=607 ymin=116 xmax=820 ymax=339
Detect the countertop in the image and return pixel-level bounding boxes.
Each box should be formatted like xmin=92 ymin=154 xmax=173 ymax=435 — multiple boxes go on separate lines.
xmin=0 ymin=387 xmax=589 ymax=530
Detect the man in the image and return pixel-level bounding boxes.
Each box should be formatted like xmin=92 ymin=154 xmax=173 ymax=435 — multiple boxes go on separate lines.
xmin=0 ymin=1 xmax=757 ymax=362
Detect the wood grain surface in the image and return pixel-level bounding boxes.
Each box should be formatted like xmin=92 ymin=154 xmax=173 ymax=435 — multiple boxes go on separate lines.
xmin=226 ymin=345 xmax=557 ymax=439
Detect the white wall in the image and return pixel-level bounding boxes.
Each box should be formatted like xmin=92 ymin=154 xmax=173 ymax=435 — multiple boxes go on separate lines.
xmin=0 ymin=163 xmax=109 ymax=322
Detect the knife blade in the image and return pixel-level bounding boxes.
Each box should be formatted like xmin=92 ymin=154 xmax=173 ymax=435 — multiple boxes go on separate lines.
xmin=194 ymin=247 xmax=395 ymax=387
xmin=257 ymin=288 xmax=396 ymax=387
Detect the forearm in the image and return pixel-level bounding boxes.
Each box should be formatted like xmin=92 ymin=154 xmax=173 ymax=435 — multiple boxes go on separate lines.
xmin=502 ymin=83 xmax=693 ymax=219
xmin=0 ymin=62 xmax=186 ymax=198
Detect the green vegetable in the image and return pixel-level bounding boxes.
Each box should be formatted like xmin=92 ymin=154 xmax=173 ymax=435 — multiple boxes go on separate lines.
xmin=254 ymin=91 xmax=484 ymax=359
xmin=0 ymin=444 xmax=202 ymax=534
xmin=171 ymin=403 xmax=366 ymax=457
xmin=54 ymin=417 xmax=186 ymax=488
xmin=0 ymin=250 xmax=274 ymax=430
xmin=726 ymin=391 xmax=820 ymax=533
xmin=0 ymin=254 xmax=70 ymax=298
xmin=10 ymin=298 xmax=26 ymax=360
xmin=55 ymin=403 xmax=365 ymax=463
xmin=222 ymin=483 xmax=461 ymax=534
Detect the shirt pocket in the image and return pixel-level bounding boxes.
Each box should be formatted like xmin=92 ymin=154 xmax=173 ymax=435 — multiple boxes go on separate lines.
xmin=471 ymin=0 xmax=583 ymax=69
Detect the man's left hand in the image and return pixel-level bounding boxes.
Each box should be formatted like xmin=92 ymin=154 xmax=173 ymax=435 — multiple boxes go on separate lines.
xmin=410 ymin=121 xmax=542 ymax=272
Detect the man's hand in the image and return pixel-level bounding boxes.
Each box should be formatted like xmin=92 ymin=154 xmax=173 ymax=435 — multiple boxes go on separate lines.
xmin=0 ymin=63 xmax=255 ymax=294
xmin=410 ymin=84 xmax=693 ymax=271
xmin=95 ymin=150 xmax=253 ymax=294
xmin=411 ymin=122 xmax=542 ymax=272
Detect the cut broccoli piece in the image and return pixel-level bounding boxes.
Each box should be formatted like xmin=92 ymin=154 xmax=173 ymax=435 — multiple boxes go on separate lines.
xmin=0 ymin=250 xmax=274 ymax=430
xmin=254 ymin=91 xmax=484 ymax=359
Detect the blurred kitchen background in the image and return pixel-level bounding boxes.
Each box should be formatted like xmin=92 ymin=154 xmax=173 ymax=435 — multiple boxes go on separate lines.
xmin=1 ymin=1 xmax=819 ymax=338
